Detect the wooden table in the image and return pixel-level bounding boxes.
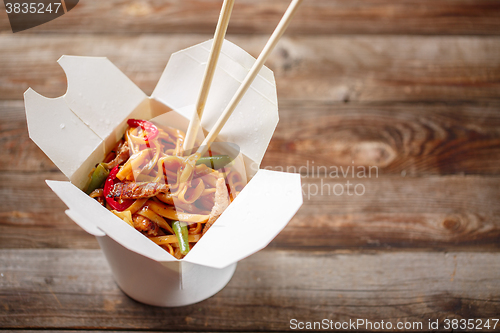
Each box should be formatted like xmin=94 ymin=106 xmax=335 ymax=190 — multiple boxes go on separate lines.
xmin=1 ymin=1 xmax=500 ymax=331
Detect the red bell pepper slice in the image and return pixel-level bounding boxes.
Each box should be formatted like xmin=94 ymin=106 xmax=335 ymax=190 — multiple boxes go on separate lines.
xmin=127 ymin=119 xmax=159 ymax=141
xmin=104 ymin=166 xmax=133 ymax=211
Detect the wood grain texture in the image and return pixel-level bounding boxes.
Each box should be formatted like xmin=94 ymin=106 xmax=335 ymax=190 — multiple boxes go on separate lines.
xmin=283 ymin=176 xmax=500 ymax=251
xmin=0 ymin=101 xmax=59 ymax=173
xmin=4 ymin=100 xmax=500 ymax=175
xmin=1 ymin=0 xmax=500 ymax=35
xmin=264 ymin=101 xmax=500 ymax=176
xmin=1 ymin=35 xmax=500 ymax=102
xmin=0 ymin=249 xmax=499 ymax=330
xmin=0 ymin=171 xmax=98 ymax=249
xmin=1 ymin=172 xmax=499 ymax=251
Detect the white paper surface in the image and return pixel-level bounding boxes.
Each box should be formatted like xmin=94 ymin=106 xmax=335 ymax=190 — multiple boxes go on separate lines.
xmin=24 ymin=89 xmax=102 ymax=180
xmin=59 ymin=55 xmax=147 ymax=141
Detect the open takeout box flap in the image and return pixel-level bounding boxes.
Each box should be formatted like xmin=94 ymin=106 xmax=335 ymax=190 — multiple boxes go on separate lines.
xmin=25 ymin=56 xmax=151 ymax=189
xmin=24 ymin=89 xmax=103 ymax=183
xmin=151 ymin=39 xmax=279 ymax=169
xmin=46 ymin=180 xmax=177 ymax=262
xmin=65 ymin=209 xmax=106 ymax=237
xmin=183 ymin=170 xmax=303 ymax=269
xmin=58 ymin=55 xmax=148 ymax=141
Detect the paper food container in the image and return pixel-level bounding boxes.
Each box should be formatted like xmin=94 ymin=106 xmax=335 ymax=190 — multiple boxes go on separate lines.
xmin=24 ymin=39 xmax=303 ymax=307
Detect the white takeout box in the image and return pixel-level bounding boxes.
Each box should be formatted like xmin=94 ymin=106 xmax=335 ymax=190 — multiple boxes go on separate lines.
xmin=25 ymin=39 xmax=303 ymax=307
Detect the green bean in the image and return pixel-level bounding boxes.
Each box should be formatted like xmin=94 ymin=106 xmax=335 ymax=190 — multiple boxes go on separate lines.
xmin=172 ymin=221 xmax=190 ymax=255
xmin=85 ymin=163 xmax=109 ymax=194
xmin=196 ymin=155 xmax=232 ymax=170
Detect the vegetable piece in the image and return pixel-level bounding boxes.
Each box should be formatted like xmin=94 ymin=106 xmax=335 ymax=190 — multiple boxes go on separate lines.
xmin=172 ymin=221 xmax=190 ymax=255
xmin=196 ymin=155 xmax=232 ymax=170
xmin=104 ymin=166 xmax=134 ymax=211
xmin=86 ymin=163 xmax=109 ymax=194
xmin=127 ymin=119 xmax=159 ymax=141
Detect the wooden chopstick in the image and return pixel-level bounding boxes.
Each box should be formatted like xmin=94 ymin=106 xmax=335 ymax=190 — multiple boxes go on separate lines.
xmin=183 ymin=0 xmax=236 ymax=151
xmin=197 ymin=0 xmax=304 ymax=156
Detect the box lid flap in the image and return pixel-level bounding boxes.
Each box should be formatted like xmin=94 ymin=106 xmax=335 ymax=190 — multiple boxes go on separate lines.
xmin=25 ymin=56 xmax=148 ymax=181
xmin=58 ymin=55 xmax=147 ymax=140
xmin=24 ymin=90 xmax=103 ymax=179
xmin=183 ymin=170 xmax=303 ymax=269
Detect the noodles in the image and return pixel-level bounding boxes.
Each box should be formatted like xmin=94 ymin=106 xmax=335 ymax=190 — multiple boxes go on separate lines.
xmin=136 ymin=206 xmax=174 ymax=234
xmin=126 ymin=198 xmax=148 ymax=214
xmin=86 ymin=119 xmax=245 ymax=259
xmin=147 ymin=200 xmax=210 ymax=223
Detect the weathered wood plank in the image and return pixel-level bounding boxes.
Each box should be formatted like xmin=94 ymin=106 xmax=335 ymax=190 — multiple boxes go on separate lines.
xmin=264 ymin=101 xmax=500 ymax=176
xmin=0 ymin=101 xmax=59 ymax=173
xmin=4 ymin=100 xmax=500 ymax=175
xmin=0 ymin=249 xmax=498 ymax=330
xmin=1 ymin=0 xmax=500 ymax=35
xmin=0 ymin=171 xmax=98 ymax=249
xmin=1 ymin=35 xmax=500 ymax=102
xmin=1 ymin=172 xmax=499 ymax=251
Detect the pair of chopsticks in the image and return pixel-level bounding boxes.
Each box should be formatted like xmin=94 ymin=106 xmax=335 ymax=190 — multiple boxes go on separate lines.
xmin=183 ymin=0 xmax=304 ymax=155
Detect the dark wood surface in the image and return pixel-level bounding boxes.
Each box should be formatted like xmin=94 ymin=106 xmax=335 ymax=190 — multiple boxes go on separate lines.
xmin=1 ymin=0 xmax=499 ymax=331
xmin=2 ymin=249 xmax=499 ymax=330
xmin=2 ymin=0 xmax=500 ymax=35
xmin=2 ymin=35 xmax=500 ymax=102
